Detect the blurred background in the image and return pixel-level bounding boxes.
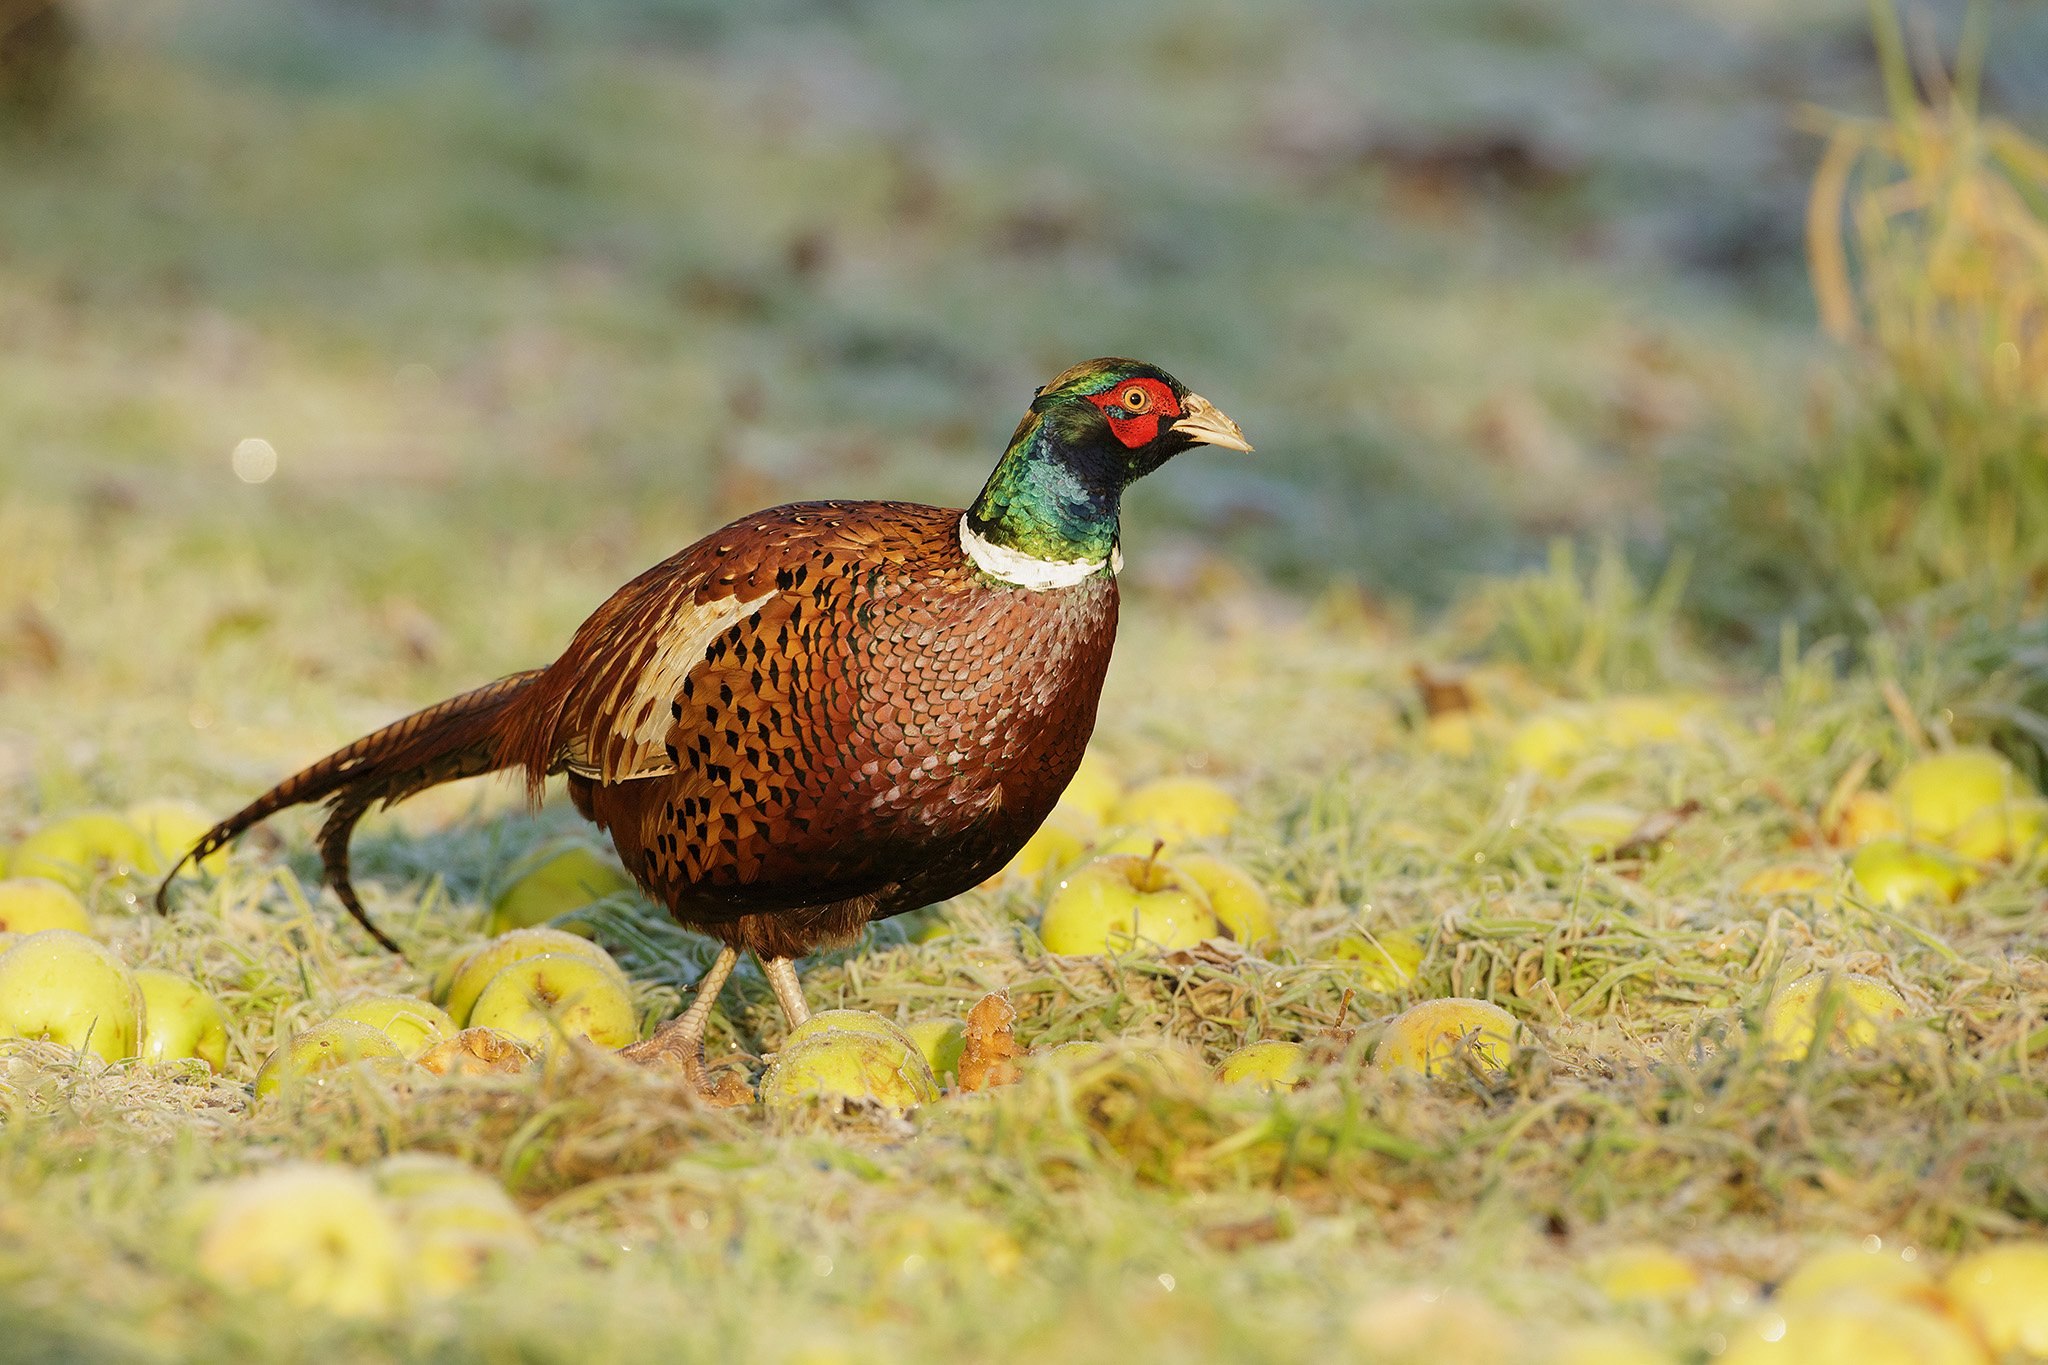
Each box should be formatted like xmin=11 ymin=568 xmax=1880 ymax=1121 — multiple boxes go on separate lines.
xmin=1 ymin=0 xmax=2045 ymax=799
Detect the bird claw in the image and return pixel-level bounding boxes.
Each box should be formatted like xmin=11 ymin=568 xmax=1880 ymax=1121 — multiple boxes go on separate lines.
xmin=618 ymin=1034 xmax=754 ymax=1108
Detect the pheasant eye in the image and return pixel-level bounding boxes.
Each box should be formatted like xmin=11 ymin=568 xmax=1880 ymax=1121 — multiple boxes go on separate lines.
xmin=1120 ymin=386 xmax=1151 ymax=413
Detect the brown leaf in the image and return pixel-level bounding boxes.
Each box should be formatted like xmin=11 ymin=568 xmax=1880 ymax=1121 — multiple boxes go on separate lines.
xmin=957 ymin=992 xmax=1022 ymax=1093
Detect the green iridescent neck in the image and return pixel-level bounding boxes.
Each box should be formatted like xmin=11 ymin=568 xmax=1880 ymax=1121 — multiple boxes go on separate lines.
xmin=965 ymin=409 xmax=1123 ymax=564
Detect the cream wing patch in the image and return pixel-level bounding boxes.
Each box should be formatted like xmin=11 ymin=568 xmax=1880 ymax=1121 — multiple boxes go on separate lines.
xmin=562 ymin=589 xmax=776 ymax=782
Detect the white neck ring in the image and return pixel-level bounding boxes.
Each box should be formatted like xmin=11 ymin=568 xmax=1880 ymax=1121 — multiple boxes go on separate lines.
xmin=960 ymin=515 xmax=1119 ymax=590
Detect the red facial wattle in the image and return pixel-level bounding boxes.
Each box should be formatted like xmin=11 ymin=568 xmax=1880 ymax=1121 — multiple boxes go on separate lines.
xmin=1086 ymin=378 xmax=1182 ymax=449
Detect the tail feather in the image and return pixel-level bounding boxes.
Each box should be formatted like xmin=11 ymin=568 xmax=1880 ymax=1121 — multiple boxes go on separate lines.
xmin=157 ymin=670 xmax=545 ymax=954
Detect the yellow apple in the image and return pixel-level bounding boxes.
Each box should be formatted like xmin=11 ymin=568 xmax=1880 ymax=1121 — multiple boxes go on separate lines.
xmin=904 ymin=1019 xmax=965 ymax=1086
xmin=1718 ymin=1297 xmax=1986 ymax=1365
xmin=1554 ymin=803 xmax=1647 ymax=856
xmin=1740 ymin=864 xmax=1837 ymax=903
xmin=1943 ymin=1241 xmax=2048 ymax=1357
xmin=1849 ymin=840 xmax=1969 ymax=907
xmin=253 ymin=1019 xmax=410 ymax=1100
xmin=0 ymin=929 xmax=142 ymax=1062
xmin=1334 ymin=927 xmax=1424 ymax=992
xmin=987 ymin=803 xmax=1097 ymax=889
xmin=1831 ymin=790 xmax=1903 ymax=846
xmin=326 ymin=994 xmax=457 ymax=1055
xmin=442 ymin=927 xmax=627 ymax=1025
xmin=486 ymin=842 xmax=633 ymax=935
xmin=1891 ymin=746 xmax=2019 ymax=841
xmin=465 ymin=953 xmax=638 ymax=1051
xmin=1597 ymin=695 xmax=1694 ymax=748
xmin=1949 ymin=799 xmax=2048 ymax=862
xmin=415 ymin=1026 xmax=537 ymax=1076
xmin=783 ymin=1008 xmax=918 ymax=1053
xmin=1038 ymin=853 xmax=1219 ymax=955
xmin=1507 ymin=710 xmax=1588 ymax=774
xmin=125 ymin=799 xmax=223 ymax=876
xmin=1762 ymin=972 xmax=1909 ymax=1059
xmin=427 ymin=944 xmax=481 ymax=1007
xmin=1171 ymin=852 xmax=1275 ymax=949
xmin=135 ymin=968 xmax=229 ymax=1070
xmin=1375 ymin=997 xmax=1520 ymax=1077
xmin=1777 ymin=1244 xmax=1933 ymax=1306
xmin=10 ymin=811 xmax=150 ymax=892
xmin=195 ymin=1164 xmax=404 ymax=1318
xmin=1059 ymin=750 xmax=1124 ymax=824
xmin=1215 ymin=1039 xmax=1308 ymax=1092
xmin=368 ymin=1154 xmax=534 ymax=1298
xmin=1034 ymin=1039 xmax=1109 ymax=1067
xmin=0 ymin=878 xmax=92 ymax=935
xmin=759 ymin=1029 xmax=940 ymax=1116
xmin=1110 ymin=776 xmax=1239 ymax=845
xmin=1588 ymin=1243 xmax=1700 ymax=1302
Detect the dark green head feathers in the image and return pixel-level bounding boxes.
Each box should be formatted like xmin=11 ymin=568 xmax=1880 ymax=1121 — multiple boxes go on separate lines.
xmin=965 ymin=358 xmax=1252 ymax=576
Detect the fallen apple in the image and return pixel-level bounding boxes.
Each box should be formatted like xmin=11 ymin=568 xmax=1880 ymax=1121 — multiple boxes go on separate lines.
xmin=368 ymin=1154 xmax=535 ymax=1298
xmin=1595 ymin=695 xmax=1696 ymax=748
xmin=986 ymin=802 xmax=1097 ymax=889
xmin=135 ymin=967 xmax=230 ymax=1070
xmin=1587 ymin=1244 xmax=1700 ymax=1303
xmin=1761 ymin=972 xmax=1909 ymax=1059
xmin=125 ymin=799 xmax=223 ymax=876
xmin=464 ymin=952 xmax=639 ymax=1050
xmin=1172 ymin=852 xmax=1275 ymax=950
xmin=1333 ymin=927 xmax=1424 ymax=992
xmin=10 ymin=811 xmax=150 ymax=892
xmin=904 ymin=1018 xmax=965 ymax=1086
xmin=486 ymin=841 xmax=633 ymax=935
xmin=1943 ymin=1241 xmax=2048 ymax=1357
xmin=0 ymin=877 xmax=92 ymax=935
xmin=1949 ymin=799 xmax=2048 ymax=863
xmin=1507 ymin=710 xmax=1588 ymax=774
xmin=1849 ymin=840 xmax=1969 ymax=907
xmin=195 ymin=1163 xmax=404 ymax=1319
xmin=1777 ymin=1244 xmax=1933 ymax=1306
xmin=253 ymin=1018 xmax=410 ymax=1100
xmin=1058 ymin=750 xmax=1124 ymax=825
xmin=1891 ymin=746 xmax=2019 ymax=841
xmin=0 ymin=929 xmax=142 ymax=1062
xmin=442 ymin=927 xmax=628 ymax=1025
xmin=1215 ymin=1038 xmax=1308 ymax=1092
xmin=1038 ymin=853 xmax=1219 ymax=955
xmin=759 ymin=1029 xmax=940 ymax=1116
xmin=1718 ymin=1296 xmax=1985 ymax=1365
xmin=783 ymin=1008 xmax=920 ymax=1054
xmin=1831 ymin=790 xmax=1903 ymax=847
xmin=326 ymin=994 xmax=457 ymax=1055
xmin=1110 ymin=775 xmax=1239 ymax=845
xmin=1375 ymin=997 xmax=1520 ymax=1078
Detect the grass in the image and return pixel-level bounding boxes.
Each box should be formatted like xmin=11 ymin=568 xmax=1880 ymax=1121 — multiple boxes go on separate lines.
xmin=2 ymin=0 xmax=2046 ymax=1361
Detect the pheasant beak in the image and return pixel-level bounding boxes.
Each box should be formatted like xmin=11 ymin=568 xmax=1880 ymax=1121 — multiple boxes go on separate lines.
xmin=1171 ymin=393 xmax=1254 ymax=452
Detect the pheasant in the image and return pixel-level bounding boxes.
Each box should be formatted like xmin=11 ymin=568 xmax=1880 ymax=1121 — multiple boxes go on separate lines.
xmin=159 ymin=357 xmax=1251 ymax=1096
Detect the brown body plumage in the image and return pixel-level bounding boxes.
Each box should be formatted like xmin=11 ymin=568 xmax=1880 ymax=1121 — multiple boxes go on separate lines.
xmin=518 ymin=499 xmax=1118 ymax=958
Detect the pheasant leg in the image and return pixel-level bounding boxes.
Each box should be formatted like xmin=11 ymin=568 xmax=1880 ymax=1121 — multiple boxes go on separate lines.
xmin=761 ymin=955 xmax=812 ymax=1029
xmin=620 ymin=945 xmax=750 ymax=1105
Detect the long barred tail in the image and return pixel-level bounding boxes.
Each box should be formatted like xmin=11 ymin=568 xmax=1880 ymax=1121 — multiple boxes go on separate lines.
xmin=155 ymin=670 xmax=545 ymax=954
